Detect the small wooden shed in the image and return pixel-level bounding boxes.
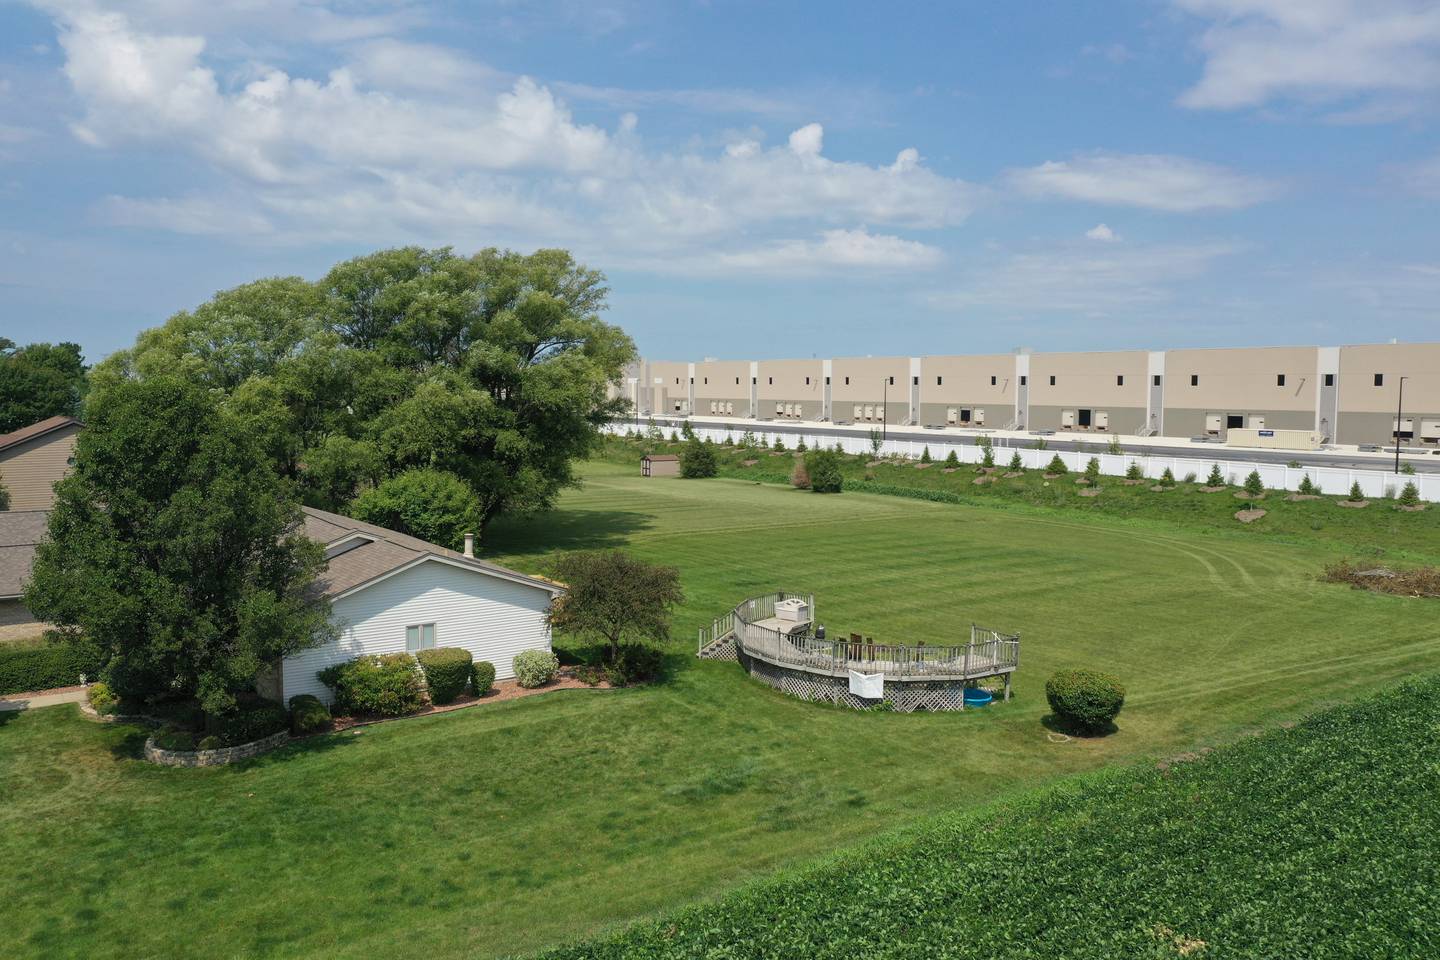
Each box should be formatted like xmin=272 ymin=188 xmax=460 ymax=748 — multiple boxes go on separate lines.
xmin=641 ymin=454 xmax=681 ymax=477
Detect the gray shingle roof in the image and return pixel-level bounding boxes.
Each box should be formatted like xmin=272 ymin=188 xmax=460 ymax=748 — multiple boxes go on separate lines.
xmin=300 ymin=506 xmax=563 ymax=600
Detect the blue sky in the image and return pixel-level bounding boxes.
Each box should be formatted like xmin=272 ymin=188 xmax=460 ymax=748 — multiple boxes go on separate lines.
xmin=2 ymin=1 xmax=1439 ymax=363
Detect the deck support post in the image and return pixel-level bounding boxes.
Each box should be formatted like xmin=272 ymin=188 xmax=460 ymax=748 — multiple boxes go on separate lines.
xmin=1003 ymin=674 xmax=1012 ymax=701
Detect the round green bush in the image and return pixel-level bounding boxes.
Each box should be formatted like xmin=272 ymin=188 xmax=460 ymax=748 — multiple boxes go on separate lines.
xmin=318 ymin=653 xmax=424 ymax=717
xmin=472 ymin=660 xmax=497 ymax=695
xmin=197 ymin=735 xmax=224 ymax=750
xmin=288 ymin=694 xmax=331 ymax=735
xmin=680 ymin=438 xmax=718 ymax=478
xmin=1045 ymin=669 xmax=1125 ymax=734
xmin=804 ymin=449 xmax=844 ymax=494
xmin=87 ymin=681 xmax=117 ymax=715
xmin=416 ymin=647 xmax=473 ymax=704
xmin=513 ymin=649 xmax=560 ymax=688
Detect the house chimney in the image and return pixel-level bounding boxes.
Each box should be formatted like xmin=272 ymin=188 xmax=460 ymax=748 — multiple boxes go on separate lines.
xmin=462 ymin=533 xmax=475 ymax=558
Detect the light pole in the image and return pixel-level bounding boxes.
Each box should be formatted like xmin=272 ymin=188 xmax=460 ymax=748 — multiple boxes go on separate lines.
xmin=1394 ymin=376 xmax=1408 ymax=474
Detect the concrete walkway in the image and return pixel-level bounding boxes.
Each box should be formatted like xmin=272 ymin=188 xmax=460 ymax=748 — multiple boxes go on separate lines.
xmin=0 ymin=688 xmax=86 ymax=712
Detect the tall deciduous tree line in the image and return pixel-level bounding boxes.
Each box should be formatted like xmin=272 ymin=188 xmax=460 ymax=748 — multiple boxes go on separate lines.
xmin=92 ymin=246 xmax=636 ymax=537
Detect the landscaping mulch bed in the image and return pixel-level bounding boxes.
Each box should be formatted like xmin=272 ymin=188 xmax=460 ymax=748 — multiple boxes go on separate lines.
xmin=1234 ymin=508 xmax=1267 ymax=523
xmin=1233 ymin=492 xmax=1265 ymax=501
xmin=1079 ymin=488 xmax=1103 ymax=498
xmin=942 ymin=467 xmax=958 ymax=474
xmin=1395 ymin=503 xmax=1427 ymax=512
xmin=1148 ymin=484 xmax=1173 ymax=492
xmin=1199 ymin=485 xmax=1228 ymax=493
xmin=326 ymin=670 xmax=612 ymax=734
xmin=915 ymin=462 xmax=932 ymax=469
xmin=1337 ymin=499 xmax=1368 ymax=509
xmin=1120 ymin=479 xmax=1146 ymax=486
xmin=972 ymin=476 xmax=995 ymax=485
xmin=1285 ymin=493 xmax=1323 ymax=502
xmin=1002 ymin=471 xmax=1024 ymax=479
xmin=1042 ymin=472 xmax=1062 ymax=480
xmin=741 ymin=459 xmax=759 ymax=467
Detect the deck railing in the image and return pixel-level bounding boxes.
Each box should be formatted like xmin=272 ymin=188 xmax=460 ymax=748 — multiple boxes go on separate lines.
xmin=708 ymin=590 xmax=1019 ymax=680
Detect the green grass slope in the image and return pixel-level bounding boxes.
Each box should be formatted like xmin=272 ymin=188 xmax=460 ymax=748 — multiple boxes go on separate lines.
xmin=2 ymin=462 xmax=1436 ymax=959
xmin=538 ymin=674 xmax=1440 ymax=959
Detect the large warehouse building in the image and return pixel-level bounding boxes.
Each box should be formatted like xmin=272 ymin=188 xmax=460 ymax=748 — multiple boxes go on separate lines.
xmin=620 ymin=342 xmax=1440 ymax=446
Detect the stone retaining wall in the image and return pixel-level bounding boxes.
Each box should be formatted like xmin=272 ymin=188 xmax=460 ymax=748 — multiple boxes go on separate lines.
xmin=144 ymin=729 xmax=290 ymax=767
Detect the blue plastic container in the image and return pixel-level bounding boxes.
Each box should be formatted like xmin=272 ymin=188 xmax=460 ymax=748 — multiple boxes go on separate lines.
xmin=962 ymin=688 xmax=993 ymax=707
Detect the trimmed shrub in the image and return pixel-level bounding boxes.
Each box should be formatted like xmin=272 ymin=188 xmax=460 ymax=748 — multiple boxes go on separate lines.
xmin=1183 ymin=471 xmax=1197 ymax=484
xmin=1207 ymin=464 xmax=1225 ymax=487
xmin=514 ymin=648 xmax=560 ymax=688
xmin=471 ymin=660 xmax=497 ymax=695
xmin=1045 ymin=454 xmax=1067 ymax=475
xmin=1084 ymin=457 xmax=1101 ymax=483
xmin=318 ymin=653 xmax=424 ymax=717
xmin=805 ymin=449 xmax=844 ymax=493
xmin=1161 ymin=467 xmax=1176 ymax=485
xmin=1125 ymin=462 xmax=1143 ymax=481
xmin=946 ymin=449 xmax=961 ymax=467
xmin=1298 ymin=474 xmax=1317 ymax=495
xmin=795 ymin=439 xmax=807 ymax=453
xmin=1045 ymin=669 xmax=1125 ymax=734
xmin=980 ymin=442 xmax=995 ymax=469
xmin=1008 ymin=451 xmax=1023 ymax=472
xmin=773 ymin=437 xmax=786 ymax=452
xmin=605 ymin=643 xmax=665 ymax=686
xmin=288 ymin=694 xmax=331 ymax=735
xmin=207 ymin=699 xmax=288 ymax=746
xmin=0 ymin=637 xmax=103 ymax=695
xmin=87 ymin=681 xmax=117 ymax=715
xmin=680 ymin=438 xmax=717 ymax=478
xmin=416 ymin=647 xmax=473 ymax=704
xmin=1349 ymin=481 xmax=1365 ymax=502
xmin=1398 ymin=481 xmax=1420 ymax=506
xmin=920 ymin=446 xmax=932 ymax=463
xmin=1244 ymin=470 xmax=1265 ymax=497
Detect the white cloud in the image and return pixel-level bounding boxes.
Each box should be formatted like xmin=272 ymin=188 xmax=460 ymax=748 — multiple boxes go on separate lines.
xmin=707 ymin=229 xmax=944 ymax=275
xmin=930 ymin=240 xmax=1242 ymax=313
xmin=1009 ymin=152 xmax=1278 ymax=212
xmin=1085 ymin=223 xmax=1117 ymax=241
xmin=1175 ymin=0 xmax=1440 ymax=115
xmin=32 ymin=2 xmax=978 ymax=273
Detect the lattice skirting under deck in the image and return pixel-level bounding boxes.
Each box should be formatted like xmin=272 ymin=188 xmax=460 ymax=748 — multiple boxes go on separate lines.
xmin=698 ymin=636 xmax=739 ymax=662
xmin=737 ymin=649 xmax=982 ymax=712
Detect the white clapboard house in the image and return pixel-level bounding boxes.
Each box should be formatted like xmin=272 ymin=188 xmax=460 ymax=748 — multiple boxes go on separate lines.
xmin=272 ymin=507 xmax=564 ymax=705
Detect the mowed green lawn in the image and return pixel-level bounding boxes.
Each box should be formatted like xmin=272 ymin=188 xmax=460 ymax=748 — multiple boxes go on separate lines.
xmin=3 ymin=462 xmax=1438 ymax=960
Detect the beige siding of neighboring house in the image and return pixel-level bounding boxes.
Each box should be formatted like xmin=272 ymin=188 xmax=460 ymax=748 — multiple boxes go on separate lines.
xmin=757 ymin=359 xmax=824 ymax=421
xmin=0 ymin=425 xmax=79 ymax=511
xmin=1336 ymin=343 xmax=1440 ymax=445
xmin=694 ymin=360 xmax=753 ymax=418
xmin=830 ymin=356 xmax=910 ymax=424
xmin=1028 ymin=351 xmax=1149 ymax=434
xmin=1163 ymin=346 xmax=1319 ymax=438
xmin=918 ymin=355 xmax=1016 ymax=428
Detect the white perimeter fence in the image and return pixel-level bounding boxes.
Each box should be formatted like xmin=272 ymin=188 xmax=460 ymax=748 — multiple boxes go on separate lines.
xmin=606 ymin=421 xmax=1440 ymax=503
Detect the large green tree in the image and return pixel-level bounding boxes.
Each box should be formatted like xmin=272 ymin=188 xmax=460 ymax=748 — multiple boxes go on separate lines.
xmin=0 ymin=338 xmax=88 ymax=432
xmin=24 ymin=375 xmax=333 ymax=717
xmin=94 ymin=247 xmax=635 ymax=529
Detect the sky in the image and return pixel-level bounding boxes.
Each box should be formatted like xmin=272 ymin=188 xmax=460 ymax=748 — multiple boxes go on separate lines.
xmin=2 ymin=1 xmax=1440 ymax=364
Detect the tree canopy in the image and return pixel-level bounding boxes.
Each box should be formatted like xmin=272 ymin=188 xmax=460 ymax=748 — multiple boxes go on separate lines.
xmin=0 ymin=338 xmax=87 ymax=433
xmin=546 ymin=551 xmax=684 ymax=663
xmin=92 ymin=247 xmax=635 ymax=529
xmin=24 ymin=375 xmax=333 ymax=717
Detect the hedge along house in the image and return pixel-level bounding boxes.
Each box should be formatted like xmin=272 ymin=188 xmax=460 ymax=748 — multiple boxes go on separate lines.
xmin=272 ymin=507 xmax=565 ymax=705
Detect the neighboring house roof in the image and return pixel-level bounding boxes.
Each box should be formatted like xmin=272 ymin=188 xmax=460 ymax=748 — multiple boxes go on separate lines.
xmin=0 ymin=416 xmax=82 ymax=455
xmin=301 ymin=507 xmax=564 ymax=601
xmin=0 ymin=510 xmax=49 ymax=599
